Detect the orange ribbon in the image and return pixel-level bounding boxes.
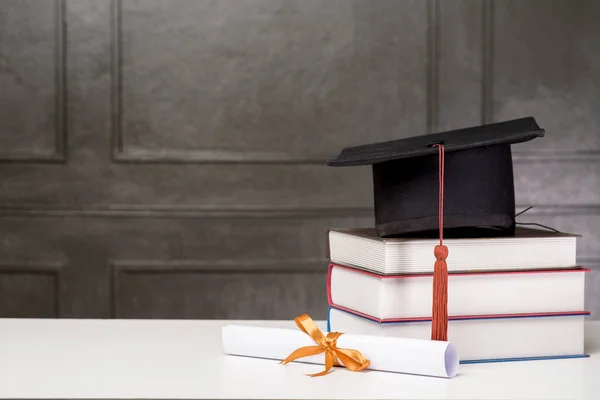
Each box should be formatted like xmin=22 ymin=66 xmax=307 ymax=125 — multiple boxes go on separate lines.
xmin=280 ymin=314 xmax=370 ymax=377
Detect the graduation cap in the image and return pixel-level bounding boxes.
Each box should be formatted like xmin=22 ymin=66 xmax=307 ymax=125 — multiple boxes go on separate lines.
xmin=327 ymin=117 xmax=545 ymax=341
xmin=327 ymin=117 xmax=545 ymax=238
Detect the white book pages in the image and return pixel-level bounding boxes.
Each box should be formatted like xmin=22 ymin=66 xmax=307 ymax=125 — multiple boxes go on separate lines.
xmin=328 ymin=227 xmax=578 ymax=274
xmin=329 ymin=265 xmax=587 ymax=319
xmin=222 ymin=324 xmax=459 ymax=378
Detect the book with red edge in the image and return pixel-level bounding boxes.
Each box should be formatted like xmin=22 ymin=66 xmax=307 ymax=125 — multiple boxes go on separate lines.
xmin=326 ymin=263 xmax=589 ymax=322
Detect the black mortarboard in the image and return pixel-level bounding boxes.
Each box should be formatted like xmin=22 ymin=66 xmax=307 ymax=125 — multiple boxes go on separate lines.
xmin=327 ymin=117 xmax=545 ymax=238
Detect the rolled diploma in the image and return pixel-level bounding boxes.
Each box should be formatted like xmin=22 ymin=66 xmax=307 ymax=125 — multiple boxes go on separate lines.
xmin=222 ymin=324 xmax=458 ymax=378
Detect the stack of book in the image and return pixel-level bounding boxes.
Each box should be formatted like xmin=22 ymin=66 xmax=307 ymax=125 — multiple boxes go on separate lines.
xmin=325 ymin=227 xmax=590 ymax=363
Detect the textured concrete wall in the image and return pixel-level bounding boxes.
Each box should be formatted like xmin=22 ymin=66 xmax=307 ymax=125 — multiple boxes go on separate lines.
xmin=0 ymin=0 xmax=598 ymax=319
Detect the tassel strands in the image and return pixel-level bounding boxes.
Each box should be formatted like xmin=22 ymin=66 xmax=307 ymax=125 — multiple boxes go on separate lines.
xmin=431 ymin=144 xmax=449 ymax=342
xmin=432 ymin=244 xmax=448 ymax=341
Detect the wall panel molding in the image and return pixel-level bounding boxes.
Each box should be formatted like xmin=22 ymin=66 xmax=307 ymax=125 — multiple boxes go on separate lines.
xmin=110 ymin=258 xmax=326 ymax=318
xmin=1 ymin=204 xmax=600 ymax=218
xmin=0 ymin=205 xmax=375 ymax=219
xmin=109 ymin=0 xmax=431 ymax=165
xmin=108 ymin=0 xmax=596 ymax=165
xmin=0 ymin=0 xmax=67 ymax=163
xmin=109 ymin=0 xmax=355 ymax=165
xmin=0 ymin=261 xmax=65 ymax=316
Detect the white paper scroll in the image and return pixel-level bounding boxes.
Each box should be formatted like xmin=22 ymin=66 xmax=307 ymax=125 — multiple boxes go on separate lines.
xmin=221 ymin=324 xmax=459 ymax=378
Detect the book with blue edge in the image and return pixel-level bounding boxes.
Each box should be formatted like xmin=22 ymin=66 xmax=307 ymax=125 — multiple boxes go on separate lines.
xmin=326 ymin=307 xmax=589 ymax=364
xmin=324 ymin=117 xmax=590 ymax=363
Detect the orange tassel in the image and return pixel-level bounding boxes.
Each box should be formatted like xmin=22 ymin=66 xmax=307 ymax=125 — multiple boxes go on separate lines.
xmin=431 ymin=144 xmax=449 ymax=342
xmin=431 ymin=245 xmax=448 ymax=341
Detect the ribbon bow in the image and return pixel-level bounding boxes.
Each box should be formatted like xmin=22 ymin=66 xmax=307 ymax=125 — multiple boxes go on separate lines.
xmin=280 ymin=314 xmax=370 ymax=377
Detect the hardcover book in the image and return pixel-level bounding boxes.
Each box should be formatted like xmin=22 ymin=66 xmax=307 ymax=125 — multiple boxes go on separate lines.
xmin=327 ymin=263 xmax=588 ymax=321
xmin=327 ymin=227 xmax=578 ymax=274
xmin=327 ymin=307 xmax=590 ymax=363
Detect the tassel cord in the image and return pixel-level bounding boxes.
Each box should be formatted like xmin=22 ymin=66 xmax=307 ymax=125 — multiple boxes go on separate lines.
xmin=431 ymin=144 xmax=448 ymax=342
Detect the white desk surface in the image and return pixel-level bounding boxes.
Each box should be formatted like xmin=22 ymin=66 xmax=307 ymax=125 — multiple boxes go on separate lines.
xmin=0 ymin=318 xmax=598 ymax=400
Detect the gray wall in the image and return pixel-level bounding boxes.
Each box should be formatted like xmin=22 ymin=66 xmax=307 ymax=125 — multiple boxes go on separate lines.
xmin=0 ymin=0 xmax=598 ymax=320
